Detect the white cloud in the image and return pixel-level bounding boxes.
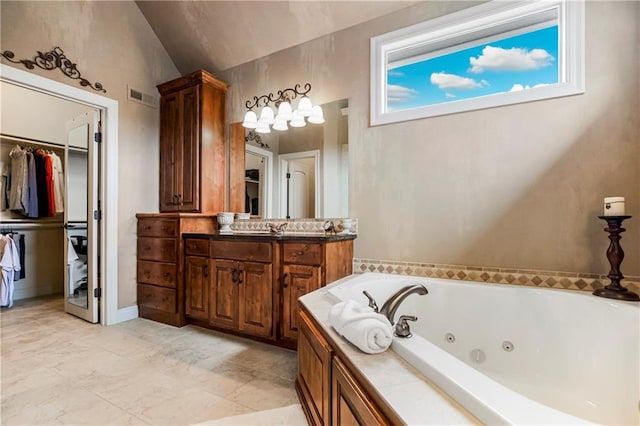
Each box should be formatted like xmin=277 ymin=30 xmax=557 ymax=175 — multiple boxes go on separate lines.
xmin=445 ymin=93 xmax=456 ymax=99
xmin=430 ymin=72 xmax=484 ymax=90
xmin=508 ymin=82 xmax=552 ymax=92
xmin=469 ymin=45 xmax=555 ymax=74
xmin=387 ymin=84 xmax=418 ymax=104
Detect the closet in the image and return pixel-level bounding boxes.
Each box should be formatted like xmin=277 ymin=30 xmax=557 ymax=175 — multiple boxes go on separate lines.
xmin=0 ymin=81 xmax=100 ymax=322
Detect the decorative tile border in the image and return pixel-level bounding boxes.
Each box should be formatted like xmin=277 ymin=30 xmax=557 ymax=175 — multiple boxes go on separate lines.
xmin=353 ymin=258 xmax=640 ymax=295
xmin=230 ymin=218 xmax=357 ymax=235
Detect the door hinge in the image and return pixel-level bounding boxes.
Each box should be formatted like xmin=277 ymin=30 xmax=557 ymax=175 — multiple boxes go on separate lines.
xmin=94 ymin=210 xmax=102 ymax=220
xmin=94 ymin=287 xmax=102 ymax=298
xmin=94 ymin=132 xmax=102 ymax=143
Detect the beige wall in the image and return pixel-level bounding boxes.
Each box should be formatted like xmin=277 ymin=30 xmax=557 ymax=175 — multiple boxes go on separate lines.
xmin=221 ymin=1 xmax=639 ymax=277
xmin=1 ymin=1 xmax=181 ymax=308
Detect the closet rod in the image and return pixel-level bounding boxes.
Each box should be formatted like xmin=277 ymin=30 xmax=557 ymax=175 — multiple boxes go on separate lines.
xmin=0 ymin=221 xmax=64 ymax=231
xmin=1 ymin=133 xmax=66 ymax=151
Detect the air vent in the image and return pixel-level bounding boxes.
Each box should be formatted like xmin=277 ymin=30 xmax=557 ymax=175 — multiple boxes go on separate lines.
xmin=127 ymin=85 xmax=158 ymax=109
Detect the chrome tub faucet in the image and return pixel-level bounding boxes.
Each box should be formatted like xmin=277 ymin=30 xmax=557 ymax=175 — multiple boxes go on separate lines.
xmin=363 ymin=283 xmax=428 ymax=338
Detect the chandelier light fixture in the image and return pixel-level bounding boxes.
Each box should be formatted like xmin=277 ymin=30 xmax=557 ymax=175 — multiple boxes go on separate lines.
xmin=242 ymin=83 xmax=324 ymax=133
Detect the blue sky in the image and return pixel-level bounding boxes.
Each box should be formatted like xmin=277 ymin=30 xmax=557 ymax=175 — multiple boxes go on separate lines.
xmin=387 ymin=26 xmax=559 ymax=111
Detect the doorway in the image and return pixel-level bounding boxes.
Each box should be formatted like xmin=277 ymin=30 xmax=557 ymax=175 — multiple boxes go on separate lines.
xmin=279 ymin=150 xmax=320 ymax=219
xmin=1 ymin=64 xmax=119 ymax=325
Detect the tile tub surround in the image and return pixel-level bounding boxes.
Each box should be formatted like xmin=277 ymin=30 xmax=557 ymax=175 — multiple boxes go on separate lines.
xmin=230 ymin=217 xmax=358 ymax=235
xmin=298 ymin=277 xmax=480 ymax=425
xmin=353 ymin=258 xmax=640 ymax=295
xmin=1 ymin=296 xmax=299 ymax=425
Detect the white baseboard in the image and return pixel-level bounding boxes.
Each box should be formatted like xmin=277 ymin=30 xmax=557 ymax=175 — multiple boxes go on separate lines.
xmin=115 ymin=305 xmax=139 ymax=323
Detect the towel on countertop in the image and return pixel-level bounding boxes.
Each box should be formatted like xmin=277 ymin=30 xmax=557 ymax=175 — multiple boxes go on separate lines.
xmin=329 ymin=300 xmax=393 ymax=354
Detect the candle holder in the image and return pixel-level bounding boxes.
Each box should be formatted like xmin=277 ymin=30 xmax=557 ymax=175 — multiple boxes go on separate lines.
xmin=593 ymin=215 xmax=639 ymax=301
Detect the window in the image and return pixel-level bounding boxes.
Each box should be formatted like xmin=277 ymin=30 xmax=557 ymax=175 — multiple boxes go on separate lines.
xmin=370 ymin=0 xmax=584 ymax=126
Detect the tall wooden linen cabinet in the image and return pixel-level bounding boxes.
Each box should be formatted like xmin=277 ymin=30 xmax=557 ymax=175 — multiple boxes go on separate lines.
xmin=157 ymin=70 xmax=228 ymax=213
xmin=137 ymin=70 xmax=227 ymax=326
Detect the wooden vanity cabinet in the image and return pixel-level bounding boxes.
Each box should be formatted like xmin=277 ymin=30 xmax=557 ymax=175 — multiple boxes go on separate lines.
xmin=281 ymin=240 xmax=353 ymax=343
xmin=157 ymin=70 xmax=228 ymax=213
xmin=209 ymin=240 xmax=276 ymax=339
xmin=136 ymin=214 xmax=216 ymax=326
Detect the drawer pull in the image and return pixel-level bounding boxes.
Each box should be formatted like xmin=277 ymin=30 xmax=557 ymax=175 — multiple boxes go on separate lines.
xmin=295 ymin=250 xmax=304 ymax=256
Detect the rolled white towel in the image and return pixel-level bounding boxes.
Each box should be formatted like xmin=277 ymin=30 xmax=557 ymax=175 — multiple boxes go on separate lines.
xmin=329 ymin=300 xmax=393 ymax=354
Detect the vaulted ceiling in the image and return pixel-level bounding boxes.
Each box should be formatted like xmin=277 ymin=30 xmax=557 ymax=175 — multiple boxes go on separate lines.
xmin=136 ymin=1 xmax=419 ymax=74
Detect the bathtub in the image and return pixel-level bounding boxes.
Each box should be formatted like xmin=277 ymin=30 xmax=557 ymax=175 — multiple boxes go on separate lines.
xmin=328 ymin=272 xmax=640 ymax=425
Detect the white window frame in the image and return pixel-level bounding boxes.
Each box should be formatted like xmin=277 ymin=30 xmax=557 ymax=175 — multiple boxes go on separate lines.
xmin=370 ymin=0 xmax=584 ymax=126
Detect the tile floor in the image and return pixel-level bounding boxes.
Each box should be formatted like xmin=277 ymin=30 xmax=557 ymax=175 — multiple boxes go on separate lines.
xmin=1 ymin=296 xmax=303 ymax=425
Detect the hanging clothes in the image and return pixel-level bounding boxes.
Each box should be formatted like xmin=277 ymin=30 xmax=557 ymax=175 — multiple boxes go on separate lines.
xmin=8 ymin=145 xmax=28 ymax=213
xmin=34 ymin=149 xmax=51 ymax=217
xmin=0 ymin=234 xmax=21 ymax=308
xmin=50 ymin=152 xmax=64 ymax=214
xmin=44 ymin=152 xmax=55 ymax=216
xmin=26 ymin=151 xmax=39 ymax=218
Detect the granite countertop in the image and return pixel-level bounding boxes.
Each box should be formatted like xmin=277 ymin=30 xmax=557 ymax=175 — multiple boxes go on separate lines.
xmin=299 ymin=276 xmax=480 ymax=425
xmin=182 ymin=232 xmax=357 ymax=242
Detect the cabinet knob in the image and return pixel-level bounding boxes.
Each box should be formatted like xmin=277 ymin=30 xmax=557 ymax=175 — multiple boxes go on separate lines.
xmin=203 ymin=264 xmax=209 ymax=278
xmin=282 ymin=273 xmax=289 ymax=288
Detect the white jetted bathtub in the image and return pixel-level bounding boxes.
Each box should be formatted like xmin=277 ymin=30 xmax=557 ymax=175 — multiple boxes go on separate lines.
xmin=328 ymin=272 xmax=640 ymax=425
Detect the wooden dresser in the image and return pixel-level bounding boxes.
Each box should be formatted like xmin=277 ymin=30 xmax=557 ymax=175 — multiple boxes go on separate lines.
xmin=136 ymin=213 xmax=216 ymax=326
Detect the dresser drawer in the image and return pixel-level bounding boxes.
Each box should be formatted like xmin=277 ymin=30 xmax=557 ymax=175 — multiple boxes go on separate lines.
xmin=211 ymin=240 xmax=272 ymax=262
xmin=137 ymin=283 xmax=177 ymax=313
xmin=137 ymin=261 xmax=176 ymax=288
xmin=185 ymin=238 xmax=210 ymax=256
xmin=137 ymin=218 xmax=178 ymax=238
xmin=137 ymin=237 xmax=177 ymax=262
xmin=283 ymin=243 xmax=322 ymax=265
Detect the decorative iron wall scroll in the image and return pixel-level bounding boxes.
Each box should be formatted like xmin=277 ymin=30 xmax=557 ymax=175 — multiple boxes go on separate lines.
xmin=1 ymin=47 xmax=106 ymax=93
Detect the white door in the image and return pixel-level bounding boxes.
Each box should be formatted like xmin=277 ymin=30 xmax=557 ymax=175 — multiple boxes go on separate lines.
xmin=64 ymin=111 xmax=100 ymax=323
xmin=288 ymin=159 xmax=314 ymax=218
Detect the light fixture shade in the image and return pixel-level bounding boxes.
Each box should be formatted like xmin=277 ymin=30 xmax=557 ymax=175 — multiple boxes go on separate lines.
xmin=258 ymin=106 xmax=275 ymax=125
xmin=307 ymin=105 xmax=325 ymax=124
xmin=297 ymin=96 xmax=313 ymax=117
xmin=242 ymin=110 xmax=258 ymax=129
xmin=289 ymin=111 xmax=306 ymax=128
xmin=255 ymin=122 xmax=271 ymax=133
xmin=277 ymin=102 xmax=293 ymax=121
xmin=272 ymin=118 xmax=288 ymax=131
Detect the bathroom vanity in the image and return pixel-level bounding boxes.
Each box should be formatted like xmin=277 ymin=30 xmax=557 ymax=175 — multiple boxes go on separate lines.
xmin=136 ymin=213 xmax=355 ymax=348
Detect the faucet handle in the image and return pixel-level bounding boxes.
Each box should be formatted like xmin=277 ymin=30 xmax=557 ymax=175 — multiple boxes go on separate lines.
xmin=362 ymin=290 xmax=379 ymax=313
xmin=395 ymin=315 xmax=417 ymax=338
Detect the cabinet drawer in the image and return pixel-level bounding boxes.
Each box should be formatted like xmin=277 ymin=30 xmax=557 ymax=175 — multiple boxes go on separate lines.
xmin=137 ymin=283 xmax=177 ymax=313
xmin=137 ymin=261 xmax=176 ymax=288
xmin=137 ymin=237 xmax=177 ymax=262
xmin=283 ymin=243 xmax=322 ymax=265
xmin=185 ymin=238 xmax=209 ymax=256
xmin=137 ymin=218 xmax=178 ymax=237
xmin=211 ymin=240 xmax=272 ymax=262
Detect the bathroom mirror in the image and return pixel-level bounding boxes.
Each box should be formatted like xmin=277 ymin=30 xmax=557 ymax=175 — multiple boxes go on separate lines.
xmin=230 ymin=98 xmax=349 ymax=219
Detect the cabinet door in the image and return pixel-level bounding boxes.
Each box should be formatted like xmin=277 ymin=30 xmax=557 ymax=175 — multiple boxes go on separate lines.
xmin=178 ymin=85 xmax=200 ymax=211
xmin=238 ymin=261 xmax=273 ymax=339
xmin=297 ymin=309 xmax=332 ymax=426
xmin=159 ymin=92 xmax=180 ymax=212
xmin=210 ymin=259 xmax=239 ymax=330
xmin=282 ymin=264 xmax=321 ymax=341
xmin=332 ymin=357 xmax=387 ymax=426
xmin=185 ymin=256 xmax=209 ymax=320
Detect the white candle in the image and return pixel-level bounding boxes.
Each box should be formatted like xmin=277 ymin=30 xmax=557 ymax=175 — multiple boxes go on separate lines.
xmin=604 ymin=197 xmax=625 ymax=216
